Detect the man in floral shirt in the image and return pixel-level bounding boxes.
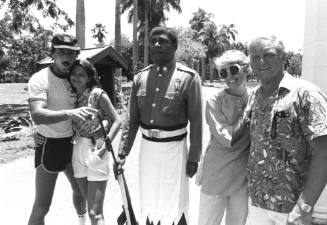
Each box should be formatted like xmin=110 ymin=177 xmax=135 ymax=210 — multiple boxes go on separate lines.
xmin=237 ymin=35 xmax=327 ymax=225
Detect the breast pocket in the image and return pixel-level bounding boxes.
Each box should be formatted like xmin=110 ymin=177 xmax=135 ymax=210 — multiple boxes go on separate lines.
xmin=136 ymin=88 xmax=146 ymax=112
xmin=272 ymin=110 xmax=294 ymax=138
xmin=161 ymin=91 xmax=183 ymax=114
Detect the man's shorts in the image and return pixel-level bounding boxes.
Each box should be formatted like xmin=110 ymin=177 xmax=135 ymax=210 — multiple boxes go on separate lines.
xmin=72 ymin=137 xmax=110 ymax=181
xmin=35 ymin=133 xmax=73 ymax=173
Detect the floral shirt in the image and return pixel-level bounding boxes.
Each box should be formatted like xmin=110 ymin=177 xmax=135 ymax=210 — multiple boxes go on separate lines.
xmin=72 ymin=87 xmax=106 ymax=139
xmin=244 ymin=73 xmax=327 ymax=213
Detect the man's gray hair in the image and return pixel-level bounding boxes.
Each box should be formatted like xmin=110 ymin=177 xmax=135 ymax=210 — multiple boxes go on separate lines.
xmin=248 ymin=35 xmax=285 ymax=55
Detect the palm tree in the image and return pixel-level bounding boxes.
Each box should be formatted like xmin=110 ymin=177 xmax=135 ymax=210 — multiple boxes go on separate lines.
xmin=91 ymin=23 xmax=107 ymax=46
xmin=76 ymin=0 xmax=85 ymax=49
xmin=121 ymin=0 xmax=182 ymax=66
xmin=217 ymin=24 xmax=238 ymax=47
xmin=115 ymin=0 xmax=122 ymax=53
xmin=132 ymin=0 xmax=138 ymax=72
xmin=199 ymin=22 xmax=238 ymax=82
xmin=189 ymin=8 xmax=214 ymax=40
xmin=143 ymin=0 xmax=149 ymax=66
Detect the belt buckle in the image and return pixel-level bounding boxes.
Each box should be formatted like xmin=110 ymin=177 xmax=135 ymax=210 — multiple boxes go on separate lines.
xmin=149 ymin=129 xmax=160 ymax=138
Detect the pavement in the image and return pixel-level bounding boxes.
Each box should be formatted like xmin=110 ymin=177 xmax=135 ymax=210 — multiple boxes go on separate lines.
xmin=0 ymin=133 xmax=203 ymax=225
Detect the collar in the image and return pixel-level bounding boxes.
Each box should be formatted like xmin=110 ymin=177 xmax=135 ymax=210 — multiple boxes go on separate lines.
xmin=50 ymin=66 xmax=69 ymax=79
xmin=277 ymin=72 xmax=299 ymax=94
xmin=155 ymin=58 xmax=176 ymax=74
xmin=257 ymin=72 xmax=297 ymax=97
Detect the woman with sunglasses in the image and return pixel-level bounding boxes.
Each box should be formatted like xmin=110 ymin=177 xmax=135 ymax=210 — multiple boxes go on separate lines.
xmin=197 ymin=50 xmax=251 ymax=225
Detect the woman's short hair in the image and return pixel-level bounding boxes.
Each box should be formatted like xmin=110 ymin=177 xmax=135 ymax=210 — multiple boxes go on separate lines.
xmin=70 ymin=59 xmax=101 ymax=89
xmin=214 ymin=50 xmax=251 ymax=75
xmin=150 ymin=26 xmax=178 ymax=50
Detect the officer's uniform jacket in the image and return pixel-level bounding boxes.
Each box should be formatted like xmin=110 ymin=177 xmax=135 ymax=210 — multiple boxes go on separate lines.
xmin=118 ymin=60 xmax=203 ymax=162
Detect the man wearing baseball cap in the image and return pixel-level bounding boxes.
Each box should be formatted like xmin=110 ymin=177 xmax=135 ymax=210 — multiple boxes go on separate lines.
xmin=27 ymin=33 xmax=97 ymax=225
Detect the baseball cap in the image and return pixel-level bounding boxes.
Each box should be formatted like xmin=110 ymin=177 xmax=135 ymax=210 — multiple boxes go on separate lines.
xmin=51 ymin=33 xmax=81 ymax=51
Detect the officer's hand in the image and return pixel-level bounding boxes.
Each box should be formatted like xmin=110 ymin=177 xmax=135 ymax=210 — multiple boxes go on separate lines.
xmin=113 ymin=155 xmax=126 ymax=179
xmin=66 ymin=107 xmax=98 ymax=121
xmin=116 ymin=154 xmax=126 ymax=170
xmin=186 ymin=160 xmax=198 ymax=178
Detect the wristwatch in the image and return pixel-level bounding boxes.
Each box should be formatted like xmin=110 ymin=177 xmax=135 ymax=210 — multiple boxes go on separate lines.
xmin=297 ymin=199 xmax=313 ymax=213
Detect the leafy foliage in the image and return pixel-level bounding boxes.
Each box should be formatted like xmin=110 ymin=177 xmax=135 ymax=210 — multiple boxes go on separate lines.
xmin=198 ymin=22 xmax=238 ymax=58
xmin=230 ymin=41 xmax=249 ymax=55
xmin=6 ymin=27 xmax=53 ymax=77
xmin=175 ymin=27 xmax=206 ymax=67
xmin=120 ymin=0 xmax=182 ymax=60
xmin=189 ymin=8 xmax=213 ymax=40
xmin=0 ymin=0 xmax=71 ymax=83
xmin=92 ymin=23 xmax=108 ymax=45
xmin=285 ymin=51 xmax=302 ymax=77
xmin=121 ymin=0 xmax=182 ymax=30
xmin=110 ymin=34 xmax=134 ymax=77
xmin=1 ymin=0 xmax=74 ymax=32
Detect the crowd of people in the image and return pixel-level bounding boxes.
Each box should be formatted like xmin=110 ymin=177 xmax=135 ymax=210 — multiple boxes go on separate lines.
xmin=26 ymin=27 xmax=327 ymax=225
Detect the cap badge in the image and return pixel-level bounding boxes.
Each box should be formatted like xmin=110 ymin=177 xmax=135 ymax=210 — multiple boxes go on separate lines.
xmin=63 ymin=35 xmax=71 ymax=43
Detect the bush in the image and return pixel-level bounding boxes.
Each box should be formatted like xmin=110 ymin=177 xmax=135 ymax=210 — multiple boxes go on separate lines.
xmin=1 ymin=70 xmax=28 ymax=83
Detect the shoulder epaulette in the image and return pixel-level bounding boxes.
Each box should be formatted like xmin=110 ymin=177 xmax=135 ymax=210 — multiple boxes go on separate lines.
xmin=135 ymin=64 xmax=154 ymax=75
xmin=176 ymin=63 xmax=197 ymax=77
xmin=133 ymin=64 xmax=154 ymax=82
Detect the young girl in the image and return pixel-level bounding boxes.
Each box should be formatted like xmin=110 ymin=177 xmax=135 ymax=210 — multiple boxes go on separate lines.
xmin=70 ymin=59 xmax=121 ymax=225
xmin=197 ymin=50 xmax=251 ymax=225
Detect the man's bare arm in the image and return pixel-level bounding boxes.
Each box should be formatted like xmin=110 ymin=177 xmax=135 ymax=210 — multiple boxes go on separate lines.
xmin=29 ymin=100 xmax=97 ymax=125
xmin=301 ymin=135 xmax=327 ymax=206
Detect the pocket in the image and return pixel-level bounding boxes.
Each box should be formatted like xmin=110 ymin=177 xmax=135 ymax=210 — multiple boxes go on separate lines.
xmin=273 ymin=110 xmax=293 ymax=136
xmin=161 ymin=91 xmax=183 ymax=114
xmin=136 ymin=88 xmax=146 ymax=111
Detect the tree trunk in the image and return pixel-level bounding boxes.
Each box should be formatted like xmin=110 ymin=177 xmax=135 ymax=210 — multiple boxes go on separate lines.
xmin=144 ymin=0 xmax=149 ymax=66
xmin=200 ymin=56 xmax=206 ymax=85
xmin=115 ymin=0 xmax=121 ymax=53
xmin=132 ymin=0 xmax=138 ymax=73
xmin=115 ymin=0 xmax=122 ymax=101
xmin=209 ymin=57 xmax=214 ymax=83
xmin=76 ymin=0 xmax=85 ymax=49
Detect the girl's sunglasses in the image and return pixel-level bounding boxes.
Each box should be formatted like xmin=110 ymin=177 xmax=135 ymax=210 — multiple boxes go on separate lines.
xmin=219 ymin=64 xmax=245 ymax=78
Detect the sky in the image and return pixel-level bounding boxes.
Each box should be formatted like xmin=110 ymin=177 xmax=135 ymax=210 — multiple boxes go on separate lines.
xmin=52 ymin=0 xmax=306 ymax=52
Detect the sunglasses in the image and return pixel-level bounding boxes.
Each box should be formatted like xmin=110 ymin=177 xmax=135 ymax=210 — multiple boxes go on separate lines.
xmin=219 ymin=64 xmax=245 ymax=79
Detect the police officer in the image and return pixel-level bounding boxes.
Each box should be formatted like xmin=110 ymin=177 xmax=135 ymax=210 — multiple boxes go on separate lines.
xmin=118 ymin=26 xmax=203 ymax=225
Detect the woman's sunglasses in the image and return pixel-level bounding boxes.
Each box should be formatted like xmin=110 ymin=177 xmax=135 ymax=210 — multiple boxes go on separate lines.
xmin=219 ymin=64 xmax=245 ymax=79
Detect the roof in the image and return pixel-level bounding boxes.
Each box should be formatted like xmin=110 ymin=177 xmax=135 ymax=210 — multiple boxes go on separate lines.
xmin=37 ymin=45 xmax=128 ymax=70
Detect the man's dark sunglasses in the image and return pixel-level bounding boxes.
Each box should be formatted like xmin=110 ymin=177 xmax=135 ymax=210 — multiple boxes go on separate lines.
xmin=219 ymin=64 xmax=246 ymax=78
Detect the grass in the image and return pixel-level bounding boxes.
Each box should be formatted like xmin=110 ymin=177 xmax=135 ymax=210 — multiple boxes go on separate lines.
xmin=0 ymin=83 xmax=34 ymax=164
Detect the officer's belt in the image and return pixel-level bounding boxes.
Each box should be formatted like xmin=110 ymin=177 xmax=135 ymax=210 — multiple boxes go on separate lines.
xmin=140 ymin=127 xmax=187 ymax=142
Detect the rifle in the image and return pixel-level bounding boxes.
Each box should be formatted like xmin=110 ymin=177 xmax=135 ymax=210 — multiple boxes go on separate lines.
xmin=97 ymin=114 xmax=138 ymax=225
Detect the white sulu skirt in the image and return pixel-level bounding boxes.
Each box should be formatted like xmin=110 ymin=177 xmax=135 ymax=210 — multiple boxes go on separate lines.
xmin=139 ymin=137 xmax=189 ymax=225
